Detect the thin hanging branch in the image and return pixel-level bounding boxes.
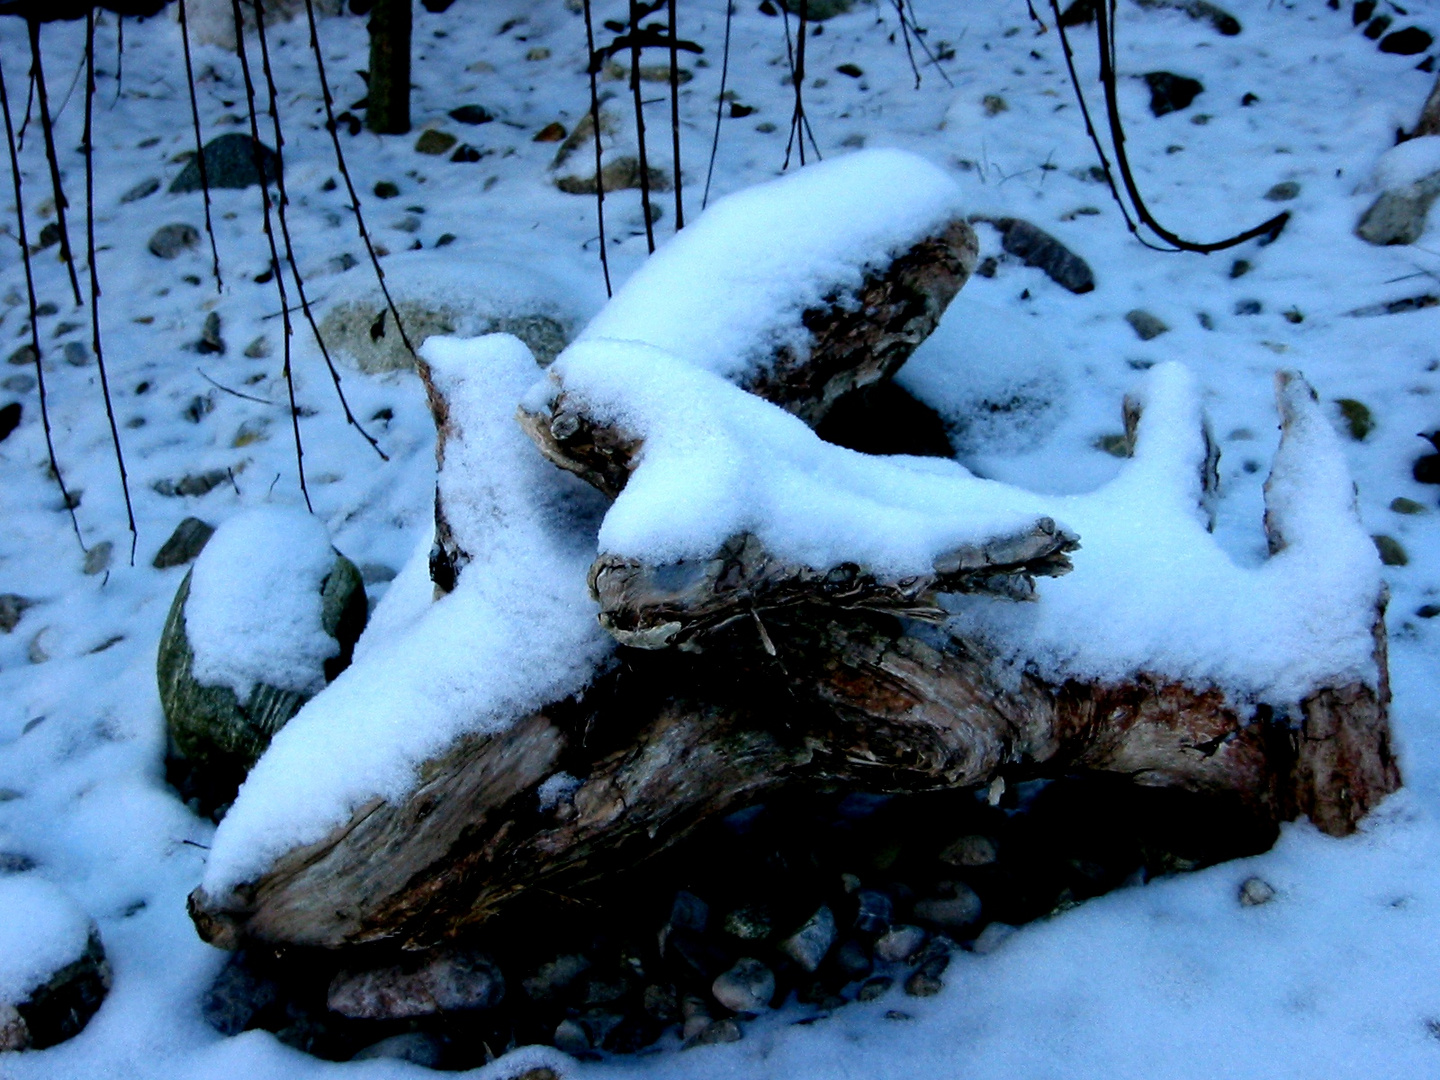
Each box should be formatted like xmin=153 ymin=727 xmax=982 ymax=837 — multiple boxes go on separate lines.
xmin=781 ymin=1 xmax=819 ymax=169
xmin=582 ymin=0 xmax=612 ymax=295
xmin=26 ymin=19 xmax=83 ymax=307
xmin=302 ymin=0 xmax=414 ymax=354
xmin=629 ymin=0 xmax=656 ymax=252
xmin=890 ymin=1 xmax=954 ymax=90
xmin=701 ymin=0 xmax=733 ymax=210
xmin=0 ymin=49 xmax=83 ymax=548
xmin=178 ymin=0 xmax=223 ymax=292
xmin=667 ymin=0 xmax=683 ymax=230
xmin=232 ymin=0 xmax=310 ymax=511
xmin=252 ymin=0 xmax=387 ymax=461
xmin=17 ymin=66 xmax=32 ymax=148
xmin=83 ymin=11 xmax=137 ymax=565
xmin=892 ymin=0 xmax=920 ymax=89
xmin=113 ymin=15 xmax=122 ymax=105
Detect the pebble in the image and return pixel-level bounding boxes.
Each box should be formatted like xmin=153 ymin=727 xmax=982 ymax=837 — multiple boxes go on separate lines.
xmin=198 ymin=312 xmax=224 ymax=354
xmin=669 ymin=890 xmax=710 ymax=933
xmin=1372 ymin=534 xmax=1409 ymax=566
xmin=1390 ymin=497 xmax=1427 ymax=514
xmin=0 ymin=594 xmax=31 ymax=633
xmin=27 ymin=627 xmax=52 ymax=664
xmin=711 ymin=958 xmax=774 ymax=1014
xmin=449 ymin=105 xmax=495 ymax=125
xmin=8 ymin=344 xmax=37 ymax=366
xmin=522 ymin=953 xmax=591 ymax=1002
xmin=243 ymin=336 xmax=270 ymax=359
xmin=2 ymin=374 xmax=34 ymax=393
xmin=684 ymin=1017 xmax=742 ymax=1048
xmin=874 ymin=923 xmax=926 ymax=963
xmin=836 ymin=62 xmax=863 ymax=77
xmin=780 ymin=905 xmax=837 ymax=972
xmin=202 ymin=955 xmax=278 ymax=1036
xmin=63 ymin=341 xmax=89 ymax=367
xmin=857 ymin=976 xmax=892 ymax=1001
xmin=415 ymin=130 xmax=458 ymax=156
xmin=553 ymin=1017 xmax=591 ymax=1055
xmin=533 ymin=121 xmax=566 ymax=142
xmin=1143 ymin=71 xmax=1204 ymax=116
xmin=985 ymin=217 xmax=1096 ymax=294
xmin=327 ymin=950 xmax=504 ymax=1019
xmin=912 ymin=884 xmax=982 ymax=932
xmin=148 ymin=223 xmax=201 ymax=259
xmin=83 ymin=541 xmax=113 ymax=576
xmin=1334 ymin=398 xmax=1373 ymax=441
xmin=351 ymin=1032 xmax=446 ymax=1066
xmin=1125 ymin=309 xmax=1170 ymax=341
xmin=723 ymin=904 xmax=772 ymax=940
xmin=374 ymin=181 xmax=400 ymax=199
xmin=939 ymin=834 xmax=999 ymax=868
xmin=1235 ymin=299 xmax=1263 ymax=315
xmin=1265 ymin=181 xmax=1301 ymax=201
xmin=969 ymin=921 xmax=1016 ymax=954
xmin=152 ymin=517 xmax=215 ymax=568
xmin=854 ymin=889 xmax=893 ymax=933
xmin=119 ymin=177 xmax=160 ymax=204
xmin=0 ymin=401 xmax=18 ymax=442
xmin=1238 ymin=876 xmax=1276 ymax=906
xmin=903 ymin=967 xmax=945 ymax=998
xmin=832 ymin=938 xmax=873 ymax=981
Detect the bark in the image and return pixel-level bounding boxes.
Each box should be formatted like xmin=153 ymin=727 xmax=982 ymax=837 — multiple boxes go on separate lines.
xmin=365 ymin=0 xmax=411 ymax=135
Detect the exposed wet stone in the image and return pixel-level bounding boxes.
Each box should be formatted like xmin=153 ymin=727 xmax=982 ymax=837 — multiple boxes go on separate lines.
xmin=153 ymin=517 xmax=215 ymax=569
xmin=170 ymin=134 xmax=280 ymax=193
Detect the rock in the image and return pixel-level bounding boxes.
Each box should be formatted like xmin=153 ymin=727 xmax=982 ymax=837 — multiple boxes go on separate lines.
xmin=0 ymin=594 xmax=32 ymax=633
xmin=328 ymin=950 xmax=504 ymax=1019
xmin=169 ymin=134 xmax=280 ymax=193
xmin=153 ymin=517 xmax=215 ymax=569
xmin=26 ymin=628 xmax=51 ymax=664
xmin=1372 ymin=534 xmax=1408 ymax=566
xmin=1143 ymin=72 xmax=1204 ymax=116
xmin=243 ymin=336 xmax=270 ymax=359
xmin=449 ymin=105 xmax=494 ymax=125
xmin=534 ymin=121 xmax=566 ymax=143
xmin=7 ymin=345 xmax=37 ymax=367
xmin=148 ymin=223 xmax=201 ymax=259
xmin=1334 ymin=398 xmax=1374 ymax=441
xmin=83 ymin=542 xmax=112 ymax=577
xmin=1238 ymin=876 xmax=1276 ymax=906
xmin=1356 ymin=173 xmax=1440 ymax=245
xmin=553 ymin=1018 xmax=591 ymax=1055
xmin=1417 ymin=604 xmax=1440 ymax=618
xmin=780 ymin=906 xmax=837 ymax=972
xmin=2 ymin=375 xmax=34 ymax=393
xmin=62 ymin=342 xmax=88 ymax=367
xmin=912 ymin=884 xmax=982 ymax=932
xmin=550 ymin=109 xmax=672 ymax=195
xmin=523 ymin=953 xmax=591 ymax=1002
xmin=723 ymin=904 xmax=773 ymax=940
xmin=201 ymin=954 xmax=278 ymax=1035
xmin=318 ymin=299 xmax=569 ymax=373
xmin=0 ymin=401 xmax=18 ymax=442
xmin=857 ymin=975 xmax=892 ymax=1001
xmin=969 ymin=921 xmax=1016 ymax=954
xmin=940 ymin=834 xmax=999 ymax=867
xmin=668 ymin=890 xmax=709 ymax=933
xmin=854 ymin=890 xmax=893 ymax=934
xmin=982 ymin=218 xmax=1095 ymax=294
xmin=903 ymin=961 xmax=946 ymax=998
xmin=198 ymin=312 xmax=225 ymax=355
xmin=982 ymin=94 xmax=1008 ymax=116
xmin=120 ymin=177 xmax=160 ymax=204
xmin=1390 ymin=497 xmax=1427 ymax=514
xmin=1132 ymin=0 xmax=1240 ymax=35
xmin=34 ymin=222 xmax=61 ymax=251
xmin=415 ymin=130 xmax=458 ymax=156
xmin=832 ymin=938 xmax=873 ymax=981
xmin=837 ymin=62 xmax=864 ymax=78
xmin=153 ymin=469 xmax=229 ymax=498
xmin=1265 ymin=181 xmax=1301 ymax=202
xmin=1235 ymin=299 xmax=1263 ymax=315
xmin=1125 ymin=309 xmax=1170 ymax=341
xmin=684 ymin=1017 xmax=742 ymax=1048
xmin=779 ymin=0 xmax=852 ymax=19
xmin=1380 ymin=27 xmax=1433 ymax=54
xmin=874 ymin=923 xmax=926 ymax=963
xmin=351 ymin=1032 xmax=447 ymax=1066
xmin=711 ymin=958 xmax=774 ymax=1014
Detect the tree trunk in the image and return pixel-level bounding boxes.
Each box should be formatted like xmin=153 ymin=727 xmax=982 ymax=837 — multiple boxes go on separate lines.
xmin=366 ymin=0 xmax=411 ymax=135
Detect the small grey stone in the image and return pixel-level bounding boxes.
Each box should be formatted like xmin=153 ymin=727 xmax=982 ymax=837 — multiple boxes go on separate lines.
xmin=148 ymin=223 xmax=201 ymax=259
xmin=83 ymin=542 xmax=113 ymax=576
xmin=1373 ymin=534 xmax=1409 ymax=566
xmin=939 ymin=834 xmax=999 ymax=867
xmin=1238 ymin=876 xmax=1276 ymax=906
xmin=523 ymin=953 xmax=591 ymax=1002
xmin=913 ymin=885 xmax=983 ymax=932
xmin=0 ymin=852 xmax=37 ymax=873
xmin=684 ymin=1017 xmax=742 ymax=1049
xmin=202 ymin=956 xmax=277 ymax=1036
xmin=328 ymin=253 xmax=359 ymax=274
xmin=169 ymin=134 xmax=279 ymax=193
xmin=1234 ymin=299 xmax=1263 ymax=316
xmin=642 ymin=982 xmax=678 ymax=1022
xmin=243 ymin=336 xmax=270 ymax=359
xmin=1143 ymin=71 xmax=1204 ymax=116
xmin=154 ymin=469 xmax=228 ymax=498
xmin=669 ymin=890 xmax=709 ymax=933
xmin=7 ymin=345 xmax=37 ymax=367
xmin=832 ymin=938 xmax=873 ymax=981
xmin=553 ymin=1018 xmax=591 ymax=1055
xmin=723 ymin=904 xmax=772 ymax=940
xmin=1264 ymin=181 xmax=1300 ymax=202
xmin=711 ymin=958 xmax=775 ymax=1014
xmin=985 ymin=217 xmax=1095 ymax=294
xmin=857 ymin=976 xmax=892 ymax=1001
xmin=393 ymin=215 xmax=422 ymax=234
xmin=25 ymin=628 xmax=50 ymax=664
xmin=351 ymin=1032 xmax=446 ymax=1066
xmin=1125 ymin=309 xmax=1170 ymax=341
xmin=120 ymin=177 xmax=161 ymax=204
xmin=780 ymin=905 xmax=837 ymax=972
xmin=0 ymin=594 xmax=31 ymax=633
xmin=854 ymin=889 xmax=893 ymax=934
xmin=198 ymin=312 xmax=224 ymax=355
xmin=62 ymin=341 xmax=89 ymax=367
xmin=2 ymin=374 xmax=35 ymax=393
xmin=1356 ymin=173 xmax=1440 ymax=246
xmin=903 ymin=968 xmax=945 ymax=997
xmin=874 ymin=923 xmax=926 ymax=963
xmin=52 ymin=321 xmax=82 ymax=338
xmin=152 ymin=517 xmax=215 ymax=568
xmin=969 ymin=921 xmax=1017 ymax=954
xmin=1390 ymin=497 xmax=1427 ymax=515
xmin=0 ymin=401 xmax=17 ymax=442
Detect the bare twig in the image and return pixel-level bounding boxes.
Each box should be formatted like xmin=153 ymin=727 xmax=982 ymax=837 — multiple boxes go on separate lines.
xmin=27 ymin=19 xmax=83 ymax=307
xmin=701 ymin=0 xmax=733 ymax=210
xmin=582 ymin=0 xmax=612 ymax=294
xmin=197 ymin=368 xmax=275 ymax=405
xmin=84 ymin=12 xmax=137 ymax=565
xmin=630 ymin=0 xmax=656 ymax=252
xmin=668 ymin=0 xmax=683 ymax=230
xmin=178 ymin=0 xmax=223 ymax=292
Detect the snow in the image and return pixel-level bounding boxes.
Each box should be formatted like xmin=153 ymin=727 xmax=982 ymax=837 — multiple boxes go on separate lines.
xmin=576 ymin=148 xmax=969 ymax=383
xmin=1371 ymin=134 xmax=1440 ymax=190
xmin=184 ymin=507 xmax=339 ymax=702
xmin=201 ymin=335 xmax=612 ymax=897
xmin=2 ymin=1 xmax=1440 ymax=1078
xmin=0 ymin=876 xmax=93 ymax=1005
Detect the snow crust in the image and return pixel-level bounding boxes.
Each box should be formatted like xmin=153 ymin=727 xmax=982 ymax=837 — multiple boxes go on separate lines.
xmin=202 ymin=335 xmax=611 ymax=896
xmin=184 ymin=508 xmax=339 ymax=702
xmin=0 ymin=876 xmax=93 ymax=1004
xmin=576 ymin=148 xmax=969 ymax=382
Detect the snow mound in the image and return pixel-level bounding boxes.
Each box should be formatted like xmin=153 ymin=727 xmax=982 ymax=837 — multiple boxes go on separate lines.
xmin=947 ymin=363 xmax=1384 ymax=705
xmin=0 ymin=876 xmax=93 ymax=1005
xmin=185 ymin=507 xmax=339 ymax=703
xmin=203 ymin=335 xmax=612 ymax=896
xmin=1372 ymin=134 xmax=1440 ymax=190
xmin=576 ymin=148 xmax=970 ymax=382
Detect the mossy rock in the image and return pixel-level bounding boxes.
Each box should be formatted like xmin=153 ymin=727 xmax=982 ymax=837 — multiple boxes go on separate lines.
xmin=158 ymin=553 xmax=366 ymax=818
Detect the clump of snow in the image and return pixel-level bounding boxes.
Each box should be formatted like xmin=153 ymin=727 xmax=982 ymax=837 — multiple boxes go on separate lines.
xmin=0 ymin=876 xmax=93 ymax=1005
xmin=1371 ymin=134 xmax=1440 ymax=190
xmin=537 ymin=771 xmax=582 ymax=811
xmin=897 ymin=296 xmax=1070 ymax=455
xmin=185 ymin=507 xmax=339 ymax=703
xmin=946 ymin=363 xmax=1384 ymax=705
xmin=576 ymin=148 xmax=970 ymax=383
xmin=537 ymin=337 xmax=1062 ymax=575
xmin=202 ymin=335 xmax=612 ymax=896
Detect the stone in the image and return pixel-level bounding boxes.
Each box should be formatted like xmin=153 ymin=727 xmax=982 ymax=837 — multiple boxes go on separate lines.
xmin=854 ymin=890 xmax=893 ymax=934
xmin=534 ymin=121 xmax=566 ymax=142
xmin=1238 ymin=876 xmax=1276 ymax=906
xmin=940 ymin=834 xmax=999 ymax=867
xmin=201 ymin=954 xmax=278 ymax=1035
xmin=723 ymin=904 xmax=773 ymax=940
xmin=1417 ymin=604 xmax=1440 ymax=618
xmin=7 ymin=345 xmax=37 ymax=367
xmin=0 ymin=929 xmax=110 ymax=1051
xmin=451 ymin=145 xmax=484 ymax=164
xmin=27 ymin=628 xmax=51 ymax=664
xmin=857 ymin=975 xmax=892 ymax=1001
xmin=449 ymin=105 xmax=495 ymax=125
xmin=373 ymin=181 xmax=400 ymax=199
xmin=62 ymin=342 xmax=88 ymax=367
xmin=780 ymin=906 xmax=837 ymax=972
xmin=83 ymin=542 xmax=112 ymax=576
xmin=1334 ymin=398 xmax=1374 ymax=441
xmin=318 ymin=299 xmax=569 ymax=373
xmin=328 ymin=950 xmax=504 ymax=1019
xmin=837 ymin=62 xmax=864 ymax=78
xmin=523 ymin=953 xmax=591 ymax=1001
xmin=169 ymin=134 xmax=280 ymax=193
xmin=148 ymin=223 xmax=201 ymax=259
xmin=711 ymin=958 xmax=774 ymax=1014
xmin=0 ymin=401 xmax=18 ymax=442
xmin=832 ymin=938 xmax=873 ymax=981
xmin=1235 ymin=299 xmax=1263 ymax=315
xmin=913 ymin=884 xmax=982 ymax=932
xmin=2 ymin=374 xmax=34 ymax=393
xmin=153 ymin=470 xmax=229 ymax=498
xmin=415 ymin=130 xmax=458 ymax=156
xmin=903 ymin=966 xmax=945 ymax=998
xmin=874 ymin=923 xmax=926 ymax=963
xmin=550 ymin=109 xmax=673 ymax=195
xmin=642 ymin=982 xmax=678 ymax=1022
xmin=1390 ymin=497 xmax=1427 ymax=514
xmin=1143 ymin=72 xmax=1204 ymax=116
xmin=1372 ymin=534 xmax=1408 ymax=566
xmin=243 ymin=336 xmax=270 ymax=359
xmin=120 ymin=177 xmax=160 ymax=204
xmin=1265 ymin=181 xmax=1301 ymax=201
xmin=1380 ymin=27 xmax=1433 ymax=54
xmin=198 ymin=312 xmax=224 ymax=355
xmin=684 ymin=1017 xmax=742 ymax=1048
xmin=351 ymin=1032 xmax=446 ymax=1066
xmin=969 ymin=921 xmax=1017 ymax=954
xmin=669 ymin=890 xmax=709 ymax=933
xmin=1357 ymin=173 xmax=1440 ymax=246
xmin=34 ymin=222 xmax=61 ymax=251
xmin=552 ymin=1018 xmax=591 ymax=1055
xmin=779 ymin=0 xmax=852 ymax=18
xmin=0 ymin=594 xmax=31 ymax=633
xmin=153 ymin=517 xmax=215 ymax=569
xmin=1125 ymin=309 xmax=1169 ymax=341
xmin=983 ymin=217 xmax=1095 ymax=293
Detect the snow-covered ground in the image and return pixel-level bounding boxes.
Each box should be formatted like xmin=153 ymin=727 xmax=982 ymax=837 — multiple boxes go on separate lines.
xmin=3 ymin=0 xmax=1440 ymax=1076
